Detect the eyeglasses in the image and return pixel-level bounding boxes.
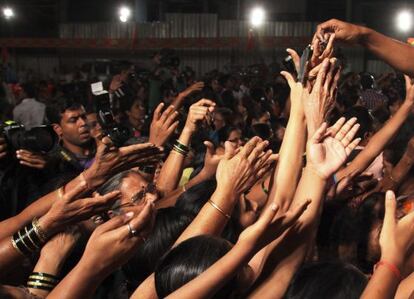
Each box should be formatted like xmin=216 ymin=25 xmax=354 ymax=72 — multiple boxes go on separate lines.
xmin=110 ymin=183 xmax=158 ymax=215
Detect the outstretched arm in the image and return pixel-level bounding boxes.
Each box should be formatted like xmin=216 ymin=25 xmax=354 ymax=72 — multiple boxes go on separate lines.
xmin=337 ymin=74 xmax=414 ymax=180
xmin=317 ymin=19 xmax=414 ymax=77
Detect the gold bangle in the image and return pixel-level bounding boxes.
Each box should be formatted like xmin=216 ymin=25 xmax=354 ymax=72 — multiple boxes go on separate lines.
xmin=29 ymin=275 xmax=59 ymax=284
xmin=172 ymin=146 xmax=187 ymax=156
xmin=208 ymin=200 xmax=231 ymax=220
xmin=24 ymin=226 xmax=40 ymax=250
xmin=27 ymin=280 xmax=55 ymax=289
xmin=11 ymin=236 xmax=25 ymax=256
xmin=32 ymin=218 xmax=48 ymax=243
xmin=18 ymin=230 xmax=34 ymax=253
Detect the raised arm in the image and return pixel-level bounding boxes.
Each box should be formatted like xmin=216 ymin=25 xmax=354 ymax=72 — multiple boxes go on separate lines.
xmin=337 ymin=74 xmax=414 ymax=180
xmin=0 ymin=139 xmax=163 ymax=240
xmin=165 ymin=200 xmax=310 ymax=299
xmin=317 ymin=19 xmax=414 ymax=77
xmin=131 ymin=137 xmax=273 ymax=299
xmin=361 ymin=191 xmax=414 ymax=299
xmin=250 ymin=117 xmax=360 ymax=299
xmin=47 ymin=201 xmax=155 ymax=299
xmin=170 ymin=82 xmax=205 ymax=110
xmin=156 ymin=99 xmax=215 ymax=194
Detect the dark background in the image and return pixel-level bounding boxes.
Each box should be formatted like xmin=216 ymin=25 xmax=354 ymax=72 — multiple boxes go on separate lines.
xmin=0 ymin=0 xmax=413 ymax=39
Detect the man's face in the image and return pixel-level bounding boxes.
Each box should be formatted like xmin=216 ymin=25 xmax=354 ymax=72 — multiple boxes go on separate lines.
xmin=56 ymin=107 xmax=92 ymax=147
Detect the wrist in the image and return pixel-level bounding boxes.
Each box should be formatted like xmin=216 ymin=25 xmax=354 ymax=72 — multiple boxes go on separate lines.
xmin=35 ymin=255 xmax=65 ymax=274
xmin=38 ymin=214 xmax=59 ymax=239
xmin=178 ymin=128 xmax=193 ymax=145
xmin=358 ymin=26 xmax=373 ymax=45
xmin=304 ymin=164 xmax=330 ymax=181
xmin=380 ymin=254 xmax=404 ymax=271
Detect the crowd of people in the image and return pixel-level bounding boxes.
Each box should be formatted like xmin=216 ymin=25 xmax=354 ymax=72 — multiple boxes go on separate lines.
xmin=0 ymin=18 xmax=414 ymax=299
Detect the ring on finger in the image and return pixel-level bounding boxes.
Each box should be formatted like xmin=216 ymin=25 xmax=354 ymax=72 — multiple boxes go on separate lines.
xmin=127 ymin=223 xmax=138 ymax=238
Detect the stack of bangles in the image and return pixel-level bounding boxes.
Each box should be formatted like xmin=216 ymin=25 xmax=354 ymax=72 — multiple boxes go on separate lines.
xmin=27 ymin=272 xmax=60 ymax=292
xmin=172 ymin=140 xmax=190 ymax=157
xmin=11 ymin=218 xmax=48 ymax=257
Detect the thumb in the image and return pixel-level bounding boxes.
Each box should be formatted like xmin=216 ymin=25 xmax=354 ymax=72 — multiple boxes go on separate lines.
xmin=204 ymin=141 xmax=215 ymax=156
xmin=280 ymin=71 xmax=296 ymax=87
xmin=383 ymin=190 xmax=397 ymax=229
xmin=257 ymin=203 xmax=279 ymax=229
xmin=224 ymin=141 xmax=236 ymax=160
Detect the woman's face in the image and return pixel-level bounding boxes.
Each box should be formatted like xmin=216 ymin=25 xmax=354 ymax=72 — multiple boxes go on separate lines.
xmin=111 ymin=172 xmax=159 ymax=216
xmin=227 ymin=129 xmax=243 ymax=148
xmin=214 ymin=112 xmax=226 ymax=131
xmin=127 ymin=100 xmax=146 ymax=129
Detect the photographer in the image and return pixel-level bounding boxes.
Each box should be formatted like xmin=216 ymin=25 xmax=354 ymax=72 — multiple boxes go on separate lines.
xmin=45 ymin=97 xmax=96 ymax=175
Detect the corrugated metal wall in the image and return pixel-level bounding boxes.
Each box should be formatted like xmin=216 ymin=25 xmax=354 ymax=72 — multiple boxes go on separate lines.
xmin=10 ymin=13 xmax=392 ymax=79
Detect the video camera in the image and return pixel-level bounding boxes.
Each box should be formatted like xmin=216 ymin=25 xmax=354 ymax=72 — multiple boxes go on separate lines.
xmin=91 ymin=82 xmax=132 ymax=147
xmin=0 ymin=121 xmax=57 ymax=152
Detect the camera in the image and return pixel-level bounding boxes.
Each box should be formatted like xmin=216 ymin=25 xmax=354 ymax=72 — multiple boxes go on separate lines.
xmin=91 ymin=82 xmax=132 ymax=147
xmin=1 ymin=121 xmax=57 ymax=152
xmin=97 ymin=110 xmax=132 ymax=148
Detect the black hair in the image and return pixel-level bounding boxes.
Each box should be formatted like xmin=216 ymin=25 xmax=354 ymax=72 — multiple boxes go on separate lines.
xmin=360 ymin=73 xmax=375 ymax=90
xmin=96 ymin=170 xmax=138 ymax=195
xmin=175 ymin=180 xmax=217 ymax=215
xmin=337 ymin=86 xmax=361 ymax=109
xmin=45 ymin=97 xmax=83 ymax=124
xmin=250 ymin=87 xmax=267 ymax=102
xmin=217 ymin=126 xmax=240 ymax=144
xmin=284 ymin=261 xmax=367 ymax=299
xmin=343 ymin=106 xmax=373 ymax=139
xmin=355 ymin=192 xmax=384 ymax=273
xmin=123 ymin=207 xmax=194 ymax=290
xmin=154 ymin=235 xmax=235 ymax=298
xmin=175 ymin=180 xmax=238 ymax=243
xmin=215 ymin=107 xmax=233 ymax=126
xmin=21 ymin=82 xmax=38 ymax=98
xmin=248 ymin=123 xmax=272 ymax=140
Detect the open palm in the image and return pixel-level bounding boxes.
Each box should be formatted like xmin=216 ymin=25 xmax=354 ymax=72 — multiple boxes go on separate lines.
xmin=307 ymin=117 xmax=360 ymax=180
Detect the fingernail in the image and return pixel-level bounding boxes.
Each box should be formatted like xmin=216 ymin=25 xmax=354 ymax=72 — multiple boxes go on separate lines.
xmin=271 ymin=203 xmax=278 ymax=211
xmin=124 ymin=212 xmax=134 ymax=219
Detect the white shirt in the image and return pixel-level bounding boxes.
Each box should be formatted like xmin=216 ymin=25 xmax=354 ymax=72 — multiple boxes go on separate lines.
xmin=13 ymin=98 xmax=46 ymax=130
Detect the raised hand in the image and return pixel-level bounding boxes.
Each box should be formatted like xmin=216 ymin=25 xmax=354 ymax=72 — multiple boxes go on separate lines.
xmin=316 ymin=19 xmax=365 ymax=44
xmin=84 ymin=137 xmax=164 ymax=188
xmin=379 ymin=191 xmax=414 ymax=269
xmin=179 ymin=82 xmax=205 ymax=98
xmin=307 ymin=117 xmax=361 ymax=180
xmin=79 ymin=201 xmax=155 ymax=276
xmin=199 ymin=141 xmax=224 ymax=179
xmin=38 ymin=182 xmax=121 ymax=236
xmin=216 ymin=137 xmax=274 ymax=196
xmin=16 ymin=149 xmax=48 ymax=169
xmin=404 ymin=75 xmax=414 ymax=105
xmin=238 ymin=199 xmax=311 ymax=252
xmin=149 ymin=103 xmax=179 ymax=146
xmin=304 ymin=58 xmax=341 ymax=136
xmin=310 ymin=33 xmax=335 ymax=70
xmin=183 ymin=99 xmax=216 ymax=133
